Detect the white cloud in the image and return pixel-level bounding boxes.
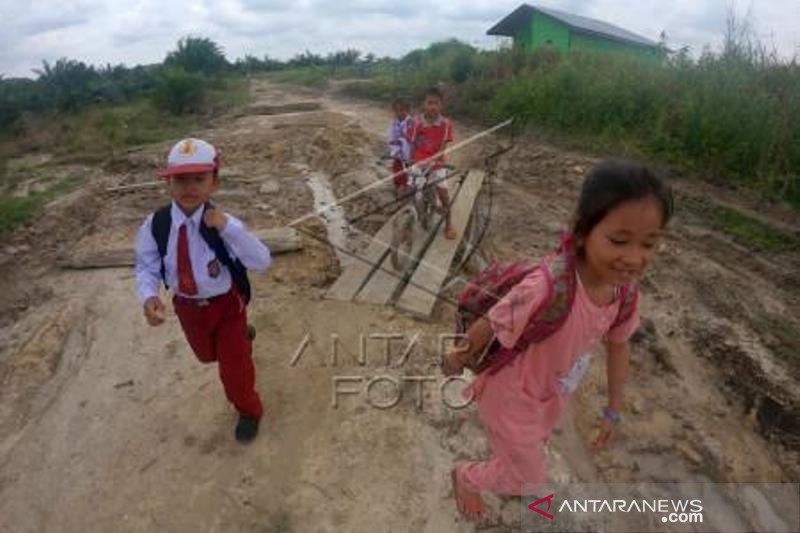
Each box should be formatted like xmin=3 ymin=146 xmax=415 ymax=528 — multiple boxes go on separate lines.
xmin=1 ymin=0 xmax=797 ymax=78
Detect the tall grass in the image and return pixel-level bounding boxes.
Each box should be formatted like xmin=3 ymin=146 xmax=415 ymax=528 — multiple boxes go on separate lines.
xmin=0 ymin=36 xmax=237 ymax=132
xmin=0 ymin=174 xmax=84 ymax=236
xmin=343 ymin=29 xmax=800 ymax=207
xmin=271 ymin=67 xmax=330 ymax=88
xmin=0 ymin=77 xmax=250 ymax=235
xmin=151 ymin=67 xmax=206 ymax=115
xmin=3 ymin=76 xmax=249 ymax=161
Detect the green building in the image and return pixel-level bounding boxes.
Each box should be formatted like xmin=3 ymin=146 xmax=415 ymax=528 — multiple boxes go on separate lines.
xmin=487 ymin=4 xmax=663 ymax=60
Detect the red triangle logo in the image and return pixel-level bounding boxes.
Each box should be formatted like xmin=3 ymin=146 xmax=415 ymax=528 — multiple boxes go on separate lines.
xmin=528 ymin=493 xmax=556 ymax=520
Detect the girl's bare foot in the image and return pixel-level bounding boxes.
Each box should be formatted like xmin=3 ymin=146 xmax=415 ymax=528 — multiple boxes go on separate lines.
xmin=445 ymin=226 xmax=456 ymax=240
xmin=451 ymin=467 xmax=485 ymax=522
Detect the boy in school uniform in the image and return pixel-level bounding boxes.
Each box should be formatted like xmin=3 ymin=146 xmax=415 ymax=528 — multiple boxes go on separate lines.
xmin=408 ymin=86 xmax=456 ymax=240
xmin=134 ymin=138 xmax=271 ymax=443
xmin=387 ymin=97 xmax=413 ymax=197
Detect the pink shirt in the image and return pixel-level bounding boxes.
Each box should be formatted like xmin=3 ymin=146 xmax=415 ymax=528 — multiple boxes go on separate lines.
xmin=472 ymin=266 xmax=640 ymax=441
xmin=460 ymin=267 xmax=640 ymax=494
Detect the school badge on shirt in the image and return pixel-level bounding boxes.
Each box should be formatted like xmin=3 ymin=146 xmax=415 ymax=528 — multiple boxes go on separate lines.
xmin=207 ymin=258 xmax=222 ymax=278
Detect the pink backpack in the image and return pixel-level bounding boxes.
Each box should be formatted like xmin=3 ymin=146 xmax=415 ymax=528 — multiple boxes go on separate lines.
xmin=455 ymin=234 xmax=638 ymax=374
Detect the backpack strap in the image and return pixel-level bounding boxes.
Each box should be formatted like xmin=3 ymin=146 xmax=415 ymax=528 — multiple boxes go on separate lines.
xmin=516 ymin=236 xmax=577 ymax=343
xmin=198 ymin=202 xmax=252 ymax=305
xmin=484 ymin=236 xmax=578 ymax=375
xmin=480 ymin=234 xmax=639 ymax=375
xmin=609 ymin=283 xmax=638 ymax=331
xmin=148 ymin=202 xmax=252 ymax=305
xmin=532 ymin=247 xmax=575 ymax=323
xmin=150 ymin=204 xmax=173 ymax=289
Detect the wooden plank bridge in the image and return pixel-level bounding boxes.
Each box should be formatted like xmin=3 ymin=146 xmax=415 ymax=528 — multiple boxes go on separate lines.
xmin=325 ymin=169 xmax=485 ymax=318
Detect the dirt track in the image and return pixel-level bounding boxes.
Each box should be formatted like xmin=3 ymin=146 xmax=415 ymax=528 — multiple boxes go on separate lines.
xmin=0 ymin=79 xmax=797 ymax=532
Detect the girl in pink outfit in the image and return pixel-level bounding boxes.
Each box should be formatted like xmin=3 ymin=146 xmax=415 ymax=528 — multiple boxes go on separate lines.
xmin=442 ymin=160 xmax=674 ymax=521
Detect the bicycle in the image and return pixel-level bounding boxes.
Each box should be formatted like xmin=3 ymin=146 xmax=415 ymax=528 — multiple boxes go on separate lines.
xmin=390 ymin=162 xmax=454 ymax=270
xmin=410 ymin=163 xmax=444 ymax=231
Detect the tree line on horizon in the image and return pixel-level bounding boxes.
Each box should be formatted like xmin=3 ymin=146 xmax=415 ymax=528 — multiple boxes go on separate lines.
xmin=1 ymin=19 xmax=798 ymax=206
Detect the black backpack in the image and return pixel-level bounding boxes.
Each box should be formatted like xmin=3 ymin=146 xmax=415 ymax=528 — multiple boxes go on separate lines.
xmin=150 ymin=202 xmax=252 ymax=304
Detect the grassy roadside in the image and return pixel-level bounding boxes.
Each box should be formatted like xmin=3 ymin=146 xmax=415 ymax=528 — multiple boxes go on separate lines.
xmin=274 ymin=38 xmax=799 ymax=210
xmin=0 ymin=173 xmax=85 ymax=235
xmin=3 ymin=77 xmax=249 ymax=161
xmin=0 ymin=77 xmax=250 ymax=237
xmin=271 ymin=68 xmax=330 ymax=88
xmin=680 ymin=196 xmax=800 ymax=253
xmin=270 ymin=58 xmax=800 ymax=251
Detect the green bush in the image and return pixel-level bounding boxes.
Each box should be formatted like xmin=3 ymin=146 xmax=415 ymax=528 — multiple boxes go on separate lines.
xmin=0 ymin=60 xmax=161 ymax=131
xmin=271 ymin=68 xmax=329 ymax=88
xmin=164 ymin=36 xmax=228 ymax=76
xmin=150 ymin=67 xmax=205 ymax=115
xmin=0 ymin=79 xmax=24 ymax=131
xmin=33 ymin=58 xmax=101 ymax=112
xmin=340 ymin=36 xmax=800 ymax=207
xmin=0 ymin=195 xmax=39 ymax=235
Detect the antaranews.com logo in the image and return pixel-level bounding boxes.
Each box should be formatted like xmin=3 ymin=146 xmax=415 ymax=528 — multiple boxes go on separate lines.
xmin=528 ymin=493 xmax=704 ymax=524
xmin=521 ymin=482 xmax=799 ymax=533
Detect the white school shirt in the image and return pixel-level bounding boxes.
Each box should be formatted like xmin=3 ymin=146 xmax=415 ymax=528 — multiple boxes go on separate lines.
xmin=135 ymin=201 xmax=271 ymax=305
xmin=387 ymin=115 xmax=412 ymax=163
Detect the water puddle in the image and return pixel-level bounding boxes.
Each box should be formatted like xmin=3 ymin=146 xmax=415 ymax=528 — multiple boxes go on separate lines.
xmin=301 ymin=169 xmax=355 ymax=268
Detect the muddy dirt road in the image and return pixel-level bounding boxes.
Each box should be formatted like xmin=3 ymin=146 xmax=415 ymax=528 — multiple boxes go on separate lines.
xmin=0 ymin=79 xmax=797 ymax=532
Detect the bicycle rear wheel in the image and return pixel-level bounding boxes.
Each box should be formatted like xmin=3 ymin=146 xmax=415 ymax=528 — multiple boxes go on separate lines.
xmin=415 ymin=192 xmax=432 ymax=231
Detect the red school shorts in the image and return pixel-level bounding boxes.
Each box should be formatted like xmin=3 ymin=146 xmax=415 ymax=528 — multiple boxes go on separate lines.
xmin=392 ymin=158 xmax=409 ymax=189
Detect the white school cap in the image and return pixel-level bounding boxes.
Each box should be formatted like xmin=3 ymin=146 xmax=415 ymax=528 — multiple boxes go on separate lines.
xmin=159 ymin=138 xmax=219 ymax=178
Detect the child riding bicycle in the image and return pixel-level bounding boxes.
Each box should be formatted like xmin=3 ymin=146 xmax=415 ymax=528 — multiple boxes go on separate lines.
xmin=408 ymin=87 xmax=456 ymax=240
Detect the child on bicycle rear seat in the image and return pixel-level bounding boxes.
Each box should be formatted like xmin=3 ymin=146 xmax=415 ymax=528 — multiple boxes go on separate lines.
xmin=388 ymin=97 xmax=412 ymax=198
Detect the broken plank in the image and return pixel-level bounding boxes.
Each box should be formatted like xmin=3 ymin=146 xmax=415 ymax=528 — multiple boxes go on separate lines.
xmin=60 ymin=227 xmax=303 ymax=269
xmin=242 ymin=101 xmax=322 ymax=116
xmin=324 ymin=211 xmax=400 ymax=301
xmin=355 ymin=195 xmax=457 ymax=306
xmin=105 ymin=181 xmax=161 ymax=193
xmin=212 ymin=190 xmax=253 ymax=200
xmin=59 ymin=248 xmax=136 ymax=269
xmin=253 ymin=227 xmax=303 ymax=253
xmin=395 ymin=170 xmax=486 ymax=318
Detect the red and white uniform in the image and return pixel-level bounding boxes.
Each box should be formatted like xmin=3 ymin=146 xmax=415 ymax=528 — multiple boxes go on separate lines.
xmin=135 ymin=202 xmax=271 ymax=419
xmin=409 ymin=113 xmax=454 ymax=168
xmin=409 ymin=114 xmax=455 ymax=190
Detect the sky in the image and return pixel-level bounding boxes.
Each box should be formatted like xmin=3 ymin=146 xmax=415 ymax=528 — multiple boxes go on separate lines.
xmin=1 ymin=0 xmax=798 ymax=78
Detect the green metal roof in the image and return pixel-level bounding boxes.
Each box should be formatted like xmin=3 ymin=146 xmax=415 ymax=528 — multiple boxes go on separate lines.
xmin=487 ymin=3 xmax=659 ymax=49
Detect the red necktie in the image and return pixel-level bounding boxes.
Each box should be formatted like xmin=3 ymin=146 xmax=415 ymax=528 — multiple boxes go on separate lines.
xmin=177 ymin=223 xmax=198 ymax=295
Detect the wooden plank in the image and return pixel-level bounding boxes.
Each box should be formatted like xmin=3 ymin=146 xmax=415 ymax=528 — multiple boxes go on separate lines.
xmin=355 ymin=180 xmax=465 ymax=306
xmin=355 ymin=212 xmax=438 ymax=306
xmin=254 ymin=227 xmax=303 ymax=253
xmin=59 ymin=248 xmax=136 ymax=270
xmin=324 ymin=211 xmax=399 ymax=301
xmin=240 ymin=102 xmax=321 ymax=116
xmin=106 ymin=181 xmax=160 ymax=193
xmin=60 ymin=227 xmax=303 ymax=269
xmin=395 ymin=170 xmax=485 ymax=318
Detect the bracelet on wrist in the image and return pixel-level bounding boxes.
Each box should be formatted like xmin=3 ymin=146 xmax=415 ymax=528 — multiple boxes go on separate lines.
xmin=603 ymin=406 xmax=622 ymax=424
